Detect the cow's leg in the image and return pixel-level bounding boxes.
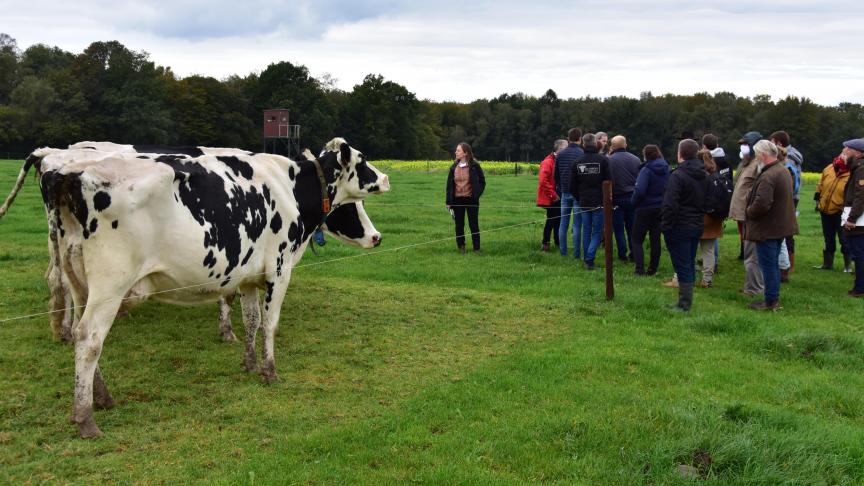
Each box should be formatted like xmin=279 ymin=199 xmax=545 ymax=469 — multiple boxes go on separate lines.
xmin=218 ymin=294 xmax=237 ymax=342
xmin=71 ymin=293 xmax=122 ymax=438
xmin=260 ymin=276 xmax=290 ymax=384
xmin=239 ymin=289 xmax=261 ymax=372
xmin=47 ymin=223 xmax=73 ymax=343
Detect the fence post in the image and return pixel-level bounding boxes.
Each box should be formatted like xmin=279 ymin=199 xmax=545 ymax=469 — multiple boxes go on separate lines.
xmin=603 ymin=181 xmax=614 ymax=301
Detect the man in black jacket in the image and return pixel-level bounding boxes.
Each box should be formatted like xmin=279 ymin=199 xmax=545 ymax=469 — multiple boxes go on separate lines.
xmin=570 ymin=133 xmax=610 ymax=270
xmin=661 ymin=139 xmax=708 ymax=310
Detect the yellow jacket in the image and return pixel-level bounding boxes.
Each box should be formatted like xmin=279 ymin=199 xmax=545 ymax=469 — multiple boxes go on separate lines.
xmin=816 ymin=164 xmax=850 ymax=215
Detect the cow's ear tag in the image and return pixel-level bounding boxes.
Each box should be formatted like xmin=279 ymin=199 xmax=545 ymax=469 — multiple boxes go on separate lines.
xmin=322 ymin=199 xmax=331 ymax=213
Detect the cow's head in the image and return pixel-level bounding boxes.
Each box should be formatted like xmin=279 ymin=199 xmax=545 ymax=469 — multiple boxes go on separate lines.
xmin=322 ymin=201 xmax=381 ymax=248
xmin=318 ymin=138 xmax=390 ymax=206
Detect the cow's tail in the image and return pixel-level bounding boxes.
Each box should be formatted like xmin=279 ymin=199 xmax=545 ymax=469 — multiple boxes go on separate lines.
xmin=0 ymin=149 xmax=50 ymax=219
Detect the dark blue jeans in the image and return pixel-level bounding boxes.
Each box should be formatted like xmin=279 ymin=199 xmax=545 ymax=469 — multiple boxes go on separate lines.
xmin=612 ymin=196 xmax=635 ymax=259
xmin=580 ymin=208 xmax=604 ymax=263
xmin=559 ymin=193 xmax=582 ymax=257
xmin=756 ymin=239 xmax=783 ymax=303
xmin=848 ymin=234 xmax=864 ymax=292
xmin=663 ymin=227 xmax=702 ymax=284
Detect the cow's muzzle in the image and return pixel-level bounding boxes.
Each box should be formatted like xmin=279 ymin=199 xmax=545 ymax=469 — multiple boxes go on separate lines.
xmin=372 ymin=233 xmax=381 ymax=247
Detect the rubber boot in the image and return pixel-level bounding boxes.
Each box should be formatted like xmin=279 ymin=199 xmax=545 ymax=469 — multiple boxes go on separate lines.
xmin=676 ymin=282 xmax=694 ymax=311
xmin=844 ymin=254 xmax=854 ymax=273
xmin=814 ymin=250 xmax=834 ymax=270
xmin=780 ymin=268 xmax=789 ymax=283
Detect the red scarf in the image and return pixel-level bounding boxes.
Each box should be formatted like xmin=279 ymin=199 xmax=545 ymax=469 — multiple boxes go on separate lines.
xmin=833 ymin=156 xmax=849 ymax=175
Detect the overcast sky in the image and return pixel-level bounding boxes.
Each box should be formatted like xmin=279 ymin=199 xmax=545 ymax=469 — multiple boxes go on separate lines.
xmin=3 ymin=0 xmax=863 ymax=105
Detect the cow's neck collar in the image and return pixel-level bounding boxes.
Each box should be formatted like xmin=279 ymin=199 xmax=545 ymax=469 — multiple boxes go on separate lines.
xmin=310 ymin=157 xmax=332 ymax=214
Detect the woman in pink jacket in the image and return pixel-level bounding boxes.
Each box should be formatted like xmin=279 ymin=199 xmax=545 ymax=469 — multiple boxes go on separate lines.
xmin=537 ymin=139 xmax=568 ymax=251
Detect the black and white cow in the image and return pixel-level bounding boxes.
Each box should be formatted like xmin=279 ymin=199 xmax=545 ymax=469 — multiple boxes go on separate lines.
xmin=31 ymin=137 xmax=388 ymax=437
xmin=2 ymin=145 xmax=381 ymax=344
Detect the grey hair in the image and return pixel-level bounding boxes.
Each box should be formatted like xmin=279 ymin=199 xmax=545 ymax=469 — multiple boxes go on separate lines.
xmin=596 ymin=131 xmax=608 ymax=140
xmin=553 ymin=139 xmax=568 ymax=151
xmin=582 ymin=133 xmax=597 ymax=149
xmin=753 ymin=139 xmax=779 ymax=158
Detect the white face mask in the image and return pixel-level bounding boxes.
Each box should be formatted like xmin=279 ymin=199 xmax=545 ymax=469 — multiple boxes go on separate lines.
xmin=739 ymin=145 xmax=750 ymax=159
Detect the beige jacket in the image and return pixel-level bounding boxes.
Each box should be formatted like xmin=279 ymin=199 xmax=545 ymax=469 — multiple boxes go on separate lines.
xmin=729 ymin=159 xmax=759 ymax=222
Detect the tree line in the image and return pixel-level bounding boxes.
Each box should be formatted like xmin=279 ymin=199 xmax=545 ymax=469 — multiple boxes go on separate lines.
xmin=1 ymin=34 xmax=863 ymax=171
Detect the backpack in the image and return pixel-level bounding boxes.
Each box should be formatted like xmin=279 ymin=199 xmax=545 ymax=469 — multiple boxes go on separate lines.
xmin=704 ymin=172 xmax=732 ymax=219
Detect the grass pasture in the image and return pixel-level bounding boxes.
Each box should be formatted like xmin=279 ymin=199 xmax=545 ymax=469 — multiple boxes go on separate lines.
xmin=1 ymin=158 xmax=863 ymax=484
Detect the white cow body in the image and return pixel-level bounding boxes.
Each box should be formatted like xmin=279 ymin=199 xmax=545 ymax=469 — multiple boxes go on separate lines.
xmin=34 ymin=138 xmax=388 ymax=437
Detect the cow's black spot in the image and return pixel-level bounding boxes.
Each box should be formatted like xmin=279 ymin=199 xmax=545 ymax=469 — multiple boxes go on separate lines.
xmin=155 ymin=157 xmax=267 ymax=278
xmin=265 ymin=282 xmax=274 ymax=304
xmin=366 ymin=185 xmax=380 ymax=193
xmin=288 ymin=166 xmax=295 ymax=180
xmin=93 ymin=191 xmax=111 ymax=211
xmin=347 ymin=171 xmax=355 ymax=182
xmin=355 ymin=158 xmax=379 ymax=187
xmin=155 ymin=154 xmax=189 ymax=165
xmin=88 ymin=219 xmax=98 ymax=235
xmin=241 ymin=247 xmax=253 ymax=266
xmin=209 ymin=271 xmax=214 ymax=278
xmin=137 ymin=155 xmax=149 ymax=159
xmin=81 ymin=146 xmax=97 ymax=150
xmin=263 ymin=185 xmax=271 ymax=205
xmin=217 ymin=156 xmax=254 ymax=179
xmin=324 ymin=202 xmax=366 ymax=239
xmin=203 ymin=250 xmax=217 ymax=268
xmin=111 ymin=220 xmax=118 ymax=229
xmin=39 ymin=171 xmax=89 ymax=237
xmin=221 ymin=277 xmax=231 ymax=287
xmin=339 ymin=142 xmax=351 ymax=165
xmin=270 ymin=212 xmax=282 ymax=234
xmin=134 ymin=145 xmax=205 ymax=157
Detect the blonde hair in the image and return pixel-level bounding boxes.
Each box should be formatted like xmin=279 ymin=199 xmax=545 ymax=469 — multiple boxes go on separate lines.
xmin=753 ymin=139 xmax=779 ymax=158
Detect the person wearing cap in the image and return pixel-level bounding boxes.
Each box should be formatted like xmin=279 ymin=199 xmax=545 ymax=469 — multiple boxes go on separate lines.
xmin=729 ymin=131 xmax=765 ymax=297
xmin=841 ymin=138 xmax=864 ymax=297
xmin=814 ymin=150 xmax=853 ymax=272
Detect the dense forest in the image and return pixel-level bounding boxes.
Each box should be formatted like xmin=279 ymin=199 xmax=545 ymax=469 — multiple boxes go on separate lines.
xmin=1 ymin=34 xmax=863 ymax=170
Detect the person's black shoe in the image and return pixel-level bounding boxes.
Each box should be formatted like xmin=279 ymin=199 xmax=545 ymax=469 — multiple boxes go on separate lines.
xmin=584 ymin=261 xmax=596 ymax=270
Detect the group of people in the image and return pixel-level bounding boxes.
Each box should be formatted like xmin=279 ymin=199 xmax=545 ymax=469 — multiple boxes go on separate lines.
xmin=532 ymin=129 xmax=864 ymax=310
xmin=442 ymin=130 xmax=864 ymax=310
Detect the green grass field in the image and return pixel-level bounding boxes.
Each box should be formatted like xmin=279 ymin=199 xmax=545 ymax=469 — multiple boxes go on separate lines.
xmin=0 ymin=159 xmax=862 ymax=484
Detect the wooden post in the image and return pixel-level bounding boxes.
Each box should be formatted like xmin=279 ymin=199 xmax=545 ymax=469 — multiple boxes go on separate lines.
xmin=603 ymin=181 xmax=614 ymax=300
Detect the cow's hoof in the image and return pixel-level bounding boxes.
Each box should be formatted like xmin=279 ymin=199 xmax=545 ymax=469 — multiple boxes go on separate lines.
xmin=77 ymin=416 xmax=103 ymax=439
xmin=260 ymin=368 xmax=278 ymax=384
xmin=221 ymin=331 xmax=238 ymax=343
xmin=243 ymin=358 xmax=258 ymax=373
xmin=59 ymin=331 xmax=74 ymax=345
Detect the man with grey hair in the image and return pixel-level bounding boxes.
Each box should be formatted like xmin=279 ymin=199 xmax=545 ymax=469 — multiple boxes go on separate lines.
xmin=596 ymin=131 xmax=609 ymax=154
xmin=608 ymin=135 xmax=641 ymax=262
xmin=570 ymin=133 xmax=610 ymax=270
xmin=661 ymin=139 xmax=707 ymax=311
xmin=744 ymin=140 xmax=799 ymax=310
